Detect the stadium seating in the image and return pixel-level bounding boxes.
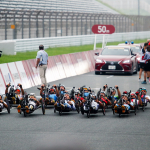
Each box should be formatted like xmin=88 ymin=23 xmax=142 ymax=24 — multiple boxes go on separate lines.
xmin=0 ymin=0 xmax=117 ymax=14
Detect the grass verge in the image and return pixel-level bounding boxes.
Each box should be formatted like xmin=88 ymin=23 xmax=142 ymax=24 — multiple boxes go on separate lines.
xmin=0 ymin=39 xmax=147 ymax=64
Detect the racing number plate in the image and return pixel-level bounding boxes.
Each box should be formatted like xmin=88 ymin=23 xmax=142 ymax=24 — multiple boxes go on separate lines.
xmin=108 ymin=65 xmax=116 ymax=70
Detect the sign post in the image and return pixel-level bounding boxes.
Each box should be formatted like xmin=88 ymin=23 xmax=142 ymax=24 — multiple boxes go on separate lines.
xmin=92 ymin=24 xmax=115 ymax=50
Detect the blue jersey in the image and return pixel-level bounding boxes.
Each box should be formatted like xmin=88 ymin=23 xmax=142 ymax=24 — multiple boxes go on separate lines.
xmin=49 ymin=94 xmax=57 ymax=102
xmin=84 ymin=93 xmax=89 ymax=97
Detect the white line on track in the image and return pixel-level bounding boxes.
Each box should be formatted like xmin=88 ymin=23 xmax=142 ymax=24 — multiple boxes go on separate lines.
xmin=106 ymin=75 xmax=114 ymax=78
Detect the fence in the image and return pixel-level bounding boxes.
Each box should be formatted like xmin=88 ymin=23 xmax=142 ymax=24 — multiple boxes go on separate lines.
xmin=0 ymin=9 xmax=150 ymax=40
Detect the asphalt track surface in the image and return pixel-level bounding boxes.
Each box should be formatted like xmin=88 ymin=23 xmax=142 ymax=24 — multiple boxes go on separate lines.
xmin=1 ymin=71 xmax=150 ymax=150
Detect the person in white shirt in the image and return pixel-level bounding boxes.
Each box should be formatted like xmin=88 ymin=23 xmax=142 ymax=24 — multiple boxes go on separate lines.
xmin=139 ymin=43 xmax=148 ymax=83
xmin=36 ymin=45 xmax=48 ymax=87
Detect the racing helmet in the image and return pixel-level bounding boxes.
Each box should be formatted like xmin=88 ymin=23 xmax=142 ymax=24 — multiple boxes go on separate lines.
xmin=49 ymin=87 xmax=55 ymax=93
xmin=130 ymin=92 xmax=136 ymax=96
xmin=123 ymin=91 xmax=128 ymax=94
xmin=122 ymin=94 xmax=128 ymax=98
xmin=74 ymin=90 xmax=80 ymax=95
xmin=140 ymin=87 xmax=147 ymax=92
xmin=111 ymin=88 xmax=116 ymax=94
xmin=14 ymin=85 xmax=21 ymax=93
xmin=100 ymin=91 xmax=105 ymax=96
xmin=29 ymin=93 xmax=36 ymax=98
xmin=60 ymin=84 xmax=65 ymax=90
xmin=83 ymin=87 xmax=88 ymax=91
xmin=91 ymin=93 xmax=96 ymax=99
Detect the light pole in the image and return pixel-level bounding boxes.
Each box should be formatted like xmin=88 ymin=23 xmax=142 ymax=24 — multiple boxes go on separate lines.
xmin=138 ymin=0 xmax=140 ymax=15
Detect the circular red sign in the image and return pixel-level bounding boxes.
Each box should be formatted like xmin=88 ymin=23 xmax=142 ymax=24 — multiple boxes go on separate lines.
xmin=92 ymin=24 xmax=115 ymax=34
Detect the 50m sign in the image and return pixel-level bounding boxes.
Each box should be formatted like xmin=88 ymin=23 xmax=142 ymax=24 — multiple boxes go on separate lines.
xmin=92 ymin=25 xmax=115 ymax=34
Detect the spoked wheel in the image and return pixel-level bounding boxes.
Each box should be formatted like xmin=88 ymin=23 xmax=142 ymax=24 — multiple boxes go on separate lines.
xmin=119 ymin=113 xmax=121 ymax=117
xmin=24 ymin=111 xmax=26 ymax=117
xmin=102 ymin=107 xmax=105 ymax=115
xmin=81 ymin=107 xmax=84 ymax=115
xmin=41 ymin=98 xmax=45 ymax=115
xmin=54 ymin=108 xmax=56 ymax=113
xmin=87 ymin=111 xmax=90 ymax=118
xmin=112 ymin=108 xmax=115 ymax=115
xmin=59 ymin=110 xmax=62 ymax=116
xmin=142 ymin=105 xmax=145 ymax=112
xmin=134 ymin=106 xmax=137 ymax=115
xmin=5 ymin=99 xmax=10 ymax=114
xmin=76 ymin=107 xmax=80 ymax=114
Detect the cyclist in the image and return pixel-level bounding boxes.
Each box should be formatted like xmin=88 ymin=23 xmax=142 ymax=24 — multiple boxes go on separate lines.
xmin=0 ymin=94 xmax=8 ymax=112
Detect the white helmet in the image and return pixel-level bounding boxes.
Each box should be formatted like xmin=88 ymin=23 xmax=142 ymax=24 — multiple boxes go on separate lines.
xmin=29 ymin=93 xmax=36 ymax=98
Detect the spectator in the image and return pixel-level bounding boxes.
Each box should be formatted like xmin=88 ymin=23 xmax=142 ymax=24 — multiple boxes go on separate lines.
xmin=36 ymin=45 xmax=48 ymax=87
xmin=143 ymin=46 xmax=150 ymax=84
xmin=139 ymin=42 xmax=148 ymax=83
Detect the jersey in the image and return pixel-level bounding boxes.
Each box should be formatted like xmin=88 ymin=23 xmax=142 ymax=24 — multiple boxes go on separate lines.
xmin=140 ymin=48 xmax=146 ymax=63
xmin=48 ymin=94 xmax=57 ymax=102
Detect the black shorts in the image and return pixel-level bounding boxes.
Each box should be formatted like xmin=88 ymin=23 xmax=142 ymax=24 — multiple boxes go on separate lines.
xmin=140 ymin=62 xmax=145 ymax=69
xmin=144 ymin=62 xmax=150 ymax=71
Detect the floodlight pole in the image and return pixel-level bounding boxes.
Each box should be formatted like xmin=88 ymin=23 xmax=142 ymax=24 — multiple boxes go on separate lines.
xmin=138 ymin=0 xmax=140 ymax=16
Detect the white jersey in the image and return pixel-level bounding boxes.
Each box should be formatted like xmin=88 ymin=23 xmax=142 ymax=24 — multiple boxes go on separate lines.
xmin=140 ymin=49 xmax=146 ymax=63
xmin=0 ymin=101 xmax=7 ymax=109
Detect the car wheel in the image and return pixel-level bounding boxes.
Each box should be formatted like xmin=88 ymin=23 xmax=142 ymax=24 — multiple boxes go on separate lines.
xmin=95 ymin=71 xmax=100 ymax=75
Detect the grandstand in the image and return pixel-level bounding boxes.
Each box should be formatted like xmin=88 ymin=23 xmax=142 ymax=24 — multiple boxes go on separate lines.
xmin=99 ymin=0 xmax=150 ymax=16
xmin=0 ymin=0 xmax=118 ymax=14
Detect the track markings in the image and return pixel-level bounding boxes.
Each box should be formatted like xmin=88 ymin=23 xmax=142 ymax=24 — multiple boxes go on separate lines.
xmin=107 ymin=75 xmax=114 ymax=78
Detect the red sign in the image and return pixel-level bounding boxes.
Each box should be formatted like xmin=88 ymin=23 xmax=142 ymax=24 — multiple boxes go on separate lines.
xmin=92 ymin=24 xmax=115 ymax=34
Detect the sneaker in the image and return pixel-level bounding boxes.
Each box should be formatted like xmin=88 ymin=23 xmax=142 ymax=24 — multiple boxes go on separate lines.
xmin=138 ymin=78 xmax=141 ymax=81
xmin=121 ymin=105 xmax=126 ymax=113
xmin=25 ymin=106 xmax=29 ymax=113
xmin=141 ymin=81 xmax=147 ymax=84
xmin=17 ymin=105 xmax=21 ymax=113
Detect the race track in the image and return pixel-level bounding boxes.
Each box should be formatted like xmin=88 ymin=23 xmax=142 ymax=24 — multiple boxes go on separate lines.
xmin=1 ymin=72 xmax=150 ymax=150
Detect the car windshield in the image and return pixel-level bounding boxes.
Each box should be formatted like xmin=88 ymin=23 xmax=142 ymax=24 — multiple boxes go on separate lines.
xmin=101 ymin=48 xmax=130 ymax=56
xmin=130 ymin=46 xmax=141 ymax=53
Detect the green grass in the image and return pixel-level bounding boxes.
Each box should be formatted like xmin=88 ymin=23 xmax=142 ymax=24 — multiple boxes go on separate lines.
xmin=0 ymin=39 xmax=147 ymax=64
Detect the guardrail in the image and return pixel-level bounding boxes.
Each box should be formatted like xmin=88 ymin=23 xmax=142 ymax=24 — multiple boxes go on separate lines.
xmin=1 ymin=31 xmax=150 ymax=55
xmin=15 ymin=31 xmax=150 ymax=52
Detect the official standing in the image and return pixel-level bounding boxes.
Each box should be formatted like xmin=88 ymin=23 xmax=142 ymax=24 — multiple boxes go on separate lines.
xmin=36 ymin=45 xmax=48 ymax=87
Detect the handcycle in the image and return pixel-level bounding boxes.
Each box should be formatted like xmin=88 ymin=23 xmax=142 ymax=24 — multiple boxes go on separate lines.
xmin=114 ymin=91 xmax=137 ymax=117
xmin=54 ymin=87 xmax=80 ymax=116
xmin=0 ymin=94 xmax=10 ymax=114
xmin=18 ymin=92 xmax=45 ymax=117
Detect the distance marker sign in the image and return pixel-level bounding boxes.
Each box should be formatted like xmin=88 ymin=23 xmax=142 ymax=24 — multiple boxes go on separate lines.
xmin=92 ymin=24 xmax=115 ymax=34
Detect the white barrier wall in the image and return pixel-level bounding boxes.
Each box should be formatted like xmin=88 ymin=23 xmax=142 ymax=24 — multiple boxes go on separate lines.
xmin=0 ymin=40 xmax=15 ymax=55
xmin=14 ymin=31 xmax=150 ymax=52
xmin=0 ymin=49 xmax=100 ymax=94
xmin=0 ymin=31 xmax=149 ymax=54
